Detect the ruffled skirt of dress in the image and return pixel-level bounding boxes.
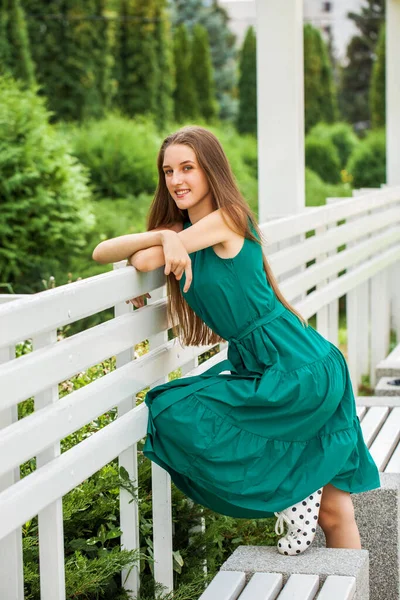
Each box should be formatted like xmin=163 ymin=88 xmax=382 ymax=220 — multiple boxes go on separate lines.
xmin=143 ymin=341 xmax=380 ymax=518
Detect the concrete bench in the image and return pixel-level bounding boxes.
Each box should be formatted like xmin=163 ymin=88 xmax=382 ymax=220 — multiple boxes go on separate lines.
xmin=199 ymin=547 xmax=367 ymax=599
xmin=198 ymin=570 xmax=356 ymax=599
xmin=356 ymin=399 xmax=400 ymax=472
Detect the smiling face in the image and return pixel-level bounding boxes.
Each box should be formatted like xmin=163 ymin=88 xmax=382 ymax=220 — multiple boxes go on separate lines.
xmin=162 ymin=144 xmax=214 ymax=221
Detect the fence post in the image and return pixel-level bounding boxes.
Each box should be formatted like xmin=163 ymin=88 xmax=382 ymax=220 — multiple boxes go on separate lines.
xmin=33 ymin=330 xmax=66 ymax=600
xmin=370 ymin=269 xmax=391 ymax=388
xmin=113 ymin=262 xmax=140 ymax=598
xmin=315 ymin=224 xmax=329 ymax=339
xmin=147 ymin=284 xmax=174 ymax=594
xmin=0 ymin=344 xmax=24 ymax=600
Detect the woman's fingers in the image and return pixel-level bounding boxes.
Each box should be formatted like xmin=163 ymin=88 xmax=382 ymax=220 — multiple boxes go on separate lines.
xmin=125 ymin=293 xmax=151 ymax=308
xmin=183 ymin=261 xmax=193 ymax=293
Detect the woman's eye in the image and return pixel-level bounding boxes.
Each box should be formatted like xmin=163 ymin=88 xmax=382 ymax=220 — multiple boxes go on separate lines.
xmin=183 ymin=165 xmax=192 ymax=171
xmin=164 ymin=170 xmax=172 ymax=175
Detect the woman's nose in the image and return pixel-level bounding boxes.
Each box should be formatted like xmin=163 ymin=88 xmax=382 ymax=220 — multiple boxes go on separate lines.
xmin=171 ymin=171 xmax=182 ymax=186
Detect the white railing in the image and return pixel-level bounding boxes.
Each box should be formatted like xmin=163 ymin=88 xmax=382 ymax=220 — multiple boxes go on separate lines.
xmin=0 ymin=186 xmax=399 ymax=600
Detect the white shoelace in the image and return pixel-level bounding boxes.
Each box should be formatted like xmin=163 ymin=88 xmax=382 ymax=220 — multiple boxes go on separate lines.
xmin=274 ymin=510 xmax=303 ymax=537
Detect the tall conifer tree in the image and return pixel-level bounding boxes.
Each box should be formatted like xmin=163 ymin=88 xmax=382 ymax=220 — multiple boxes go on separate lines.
xmin=115 ymin=0 xmax=158 ymax=117
xmin=370 ymin=23 xmax=385 ymax=129
xmin=154 ymin=0 xmax=174 ymax=126
xmin=304 ymin=24 xmax=337 ymax=132
xmin=191 ymin=23 xmax=217 ymax=122
xmin=173 ymin=23 xmax=197 ymax=122
xmin=24 ymin=0 xmax=112 ymax=120
xmin=339 ymin=0 xmax=385 ymax=126
xmin=236 ymin=26 xmax=256 ymax=135
xmin=172 ymin=0 xmax=237 ymax=121
xmin=0 ymin=0 xmax=35 ymax=85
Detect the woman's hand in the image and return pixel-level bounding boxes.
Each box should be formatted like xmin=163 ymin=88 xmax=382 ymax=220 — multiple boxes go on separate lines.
xmin=126 ymin=292 xmax=151 ymax=308
xmin=161 ymin=230 xmax=192 ymax=292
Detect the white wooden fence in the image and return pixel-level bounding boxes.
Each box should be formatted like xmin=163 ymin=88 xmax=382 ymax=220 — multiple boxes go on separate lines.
xmin=0 ymin=186 xmax=399 ymax=600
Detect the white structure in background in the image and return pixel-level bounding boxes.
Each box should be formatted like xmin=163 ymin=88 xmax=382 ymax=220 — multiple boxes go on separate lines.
xmin=303 ymin=0 xmax=365 ymax=63
xmin=219 ymin=0 xmax=366 ymax=63
xmin=218 ymin=0 xmax=256 ymax=45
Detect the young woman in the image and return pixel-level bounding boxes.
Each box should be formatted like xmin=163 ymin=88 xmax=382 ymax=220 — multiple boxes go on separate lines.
xmin=93 ymin=126 xmax=380 ymax=555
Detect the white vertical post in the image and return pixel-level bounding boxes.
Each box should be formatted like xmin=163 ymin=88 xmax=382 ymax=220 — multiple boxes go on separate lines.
xmin=386 ymin=0 xmax=400 ymax=343
xmin=370 ymin=270 xmax=391 ymax=387
xmin=255 ymin=0 xmax=305 ymax=220
xmin=386 ymin=0 xmax=400 ymax=186
xmin=113 ymin=262 xmax=140 ymax=598
xmin=315 ymin=225 xmax=329 ymax=339
xmin=33 ymin=330 xmax=66 ymax=600
xmin=347 ymin=289 xmax=360 ymax=397
xmin=345 ymin=211 xmax=366 ymax=396
xmin=147 ymin=284 xmax=174 ymax=594
xmin=390 ymin=262 xmax=400 ymax=343
xmin=325 ymin=199 xmax=341 ymax=347
xmin=357 ymin=280 xmax=370 ymax=377
xmin=0 ymin=345 xmax=24 ymax=600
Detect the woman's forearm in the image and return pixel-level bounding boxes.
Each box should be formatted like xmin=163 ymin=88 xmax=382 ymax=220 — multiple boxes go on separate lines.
xmin=92 ymin=230 xmax=168 ymax=264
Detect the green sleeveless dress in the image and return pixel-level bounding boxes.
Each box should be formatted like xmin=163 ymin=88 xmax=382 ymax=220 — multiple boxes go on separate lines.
xmin=143 ymin=220 xmax=380 ymax=518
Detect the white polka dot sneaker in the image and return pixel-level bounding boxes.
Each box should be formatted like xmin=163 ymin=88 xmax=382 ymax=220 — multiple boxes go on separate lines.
xmin=274 ymin=488 xmax=323 ymax=556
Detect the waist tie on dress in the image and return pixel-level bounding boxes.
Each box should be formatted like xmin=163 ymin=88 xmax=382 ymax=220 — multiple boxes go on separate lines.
xmin=227 ymin=302 xmax=287 ymax=375
xmin=146 ymin=304 xmax=287 ymax=424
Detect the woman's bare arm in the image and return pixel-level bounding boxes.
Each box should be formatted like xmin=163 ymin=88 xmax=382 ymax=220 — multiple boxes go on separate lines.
xmin=131 ymin=209 xmax=241 ymax=272
xmin=92 ymin=222 xmax=183 ymax=265
xmin=93 ymin=209 xmax=238 ymax=266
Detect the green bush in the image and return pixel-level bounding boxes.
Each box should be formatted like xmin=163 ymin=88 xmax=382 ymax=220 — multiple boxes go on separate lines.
xmin=70 ymin=195 xmax=153 ymax=282
xmin=305 ymin=168 xmax=352 ymax=207
xmin=305 ymin=136 xmax=341 ymax=184
xmin=68 ymin=114 xmax=163 ymax=198
xmin=0 ymin=75 xmax=93 ymax=293
xmin=308 ymin=122 xmax=359 ymax=168
xmin=346 ymin=129 xmax=386 ymax=188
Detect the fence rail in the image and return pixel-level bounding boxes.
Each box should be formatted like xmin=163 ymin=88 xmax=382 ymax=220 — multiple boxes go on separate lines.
xmin=0 ymin=186 xmax=399 ymax=600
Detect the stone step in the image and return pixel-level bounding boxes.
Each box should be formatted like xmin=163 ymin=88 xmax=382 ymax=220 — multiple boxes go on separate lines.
xmin=220 ymin=546 xmax=368 ymax=599
xmin=313 ymin=473 xmax=400 ymax=600
xmin=374 ymin=376 xmax=400 ymax=397
xmin=376 ymin=343 xmax=400 ymax=378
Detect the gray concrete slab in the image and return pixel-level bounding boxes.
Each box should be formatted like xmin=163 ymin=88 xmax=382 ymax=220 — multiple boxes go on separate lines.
xmin=314 ymin=473 xmax=399 ymax=600
xmin=375 ymin=376 xmax=400 ymax=396
xmin=220 ymin=546 xmax=369 ymax=599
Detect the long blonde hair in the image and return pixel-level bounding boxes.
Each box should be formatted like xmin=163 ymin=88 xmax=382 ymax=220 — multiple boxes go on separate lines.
xmin=147 ymin=126 xmax=307 ymax=346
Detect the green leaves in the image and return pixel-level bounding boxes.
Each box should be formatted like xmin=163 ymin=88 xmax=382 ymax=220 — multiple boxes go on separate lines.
xmin=237 ymin=27 xmax=256 ymax=135
xmin=0 ymin=75 xmax=93 ymax=293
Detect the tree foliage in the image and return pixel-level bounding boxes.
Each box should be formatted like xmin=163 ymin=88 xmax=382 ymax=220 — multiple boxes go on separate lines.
xmin=172 ymin=0 xmax=237 ymax=120
xmin=191 ymin=24 xmax=218 ymax=122
xmin=370 ymin=23 xmax=385 ymax=129
xmin=346 ymin=129 xmax=386 ymax=188
xmin=308 ymin=122 xmax=360 ymax=169
xmin=24 ymin=0 xmax=113 ymax=121
xmin=236 ymin=26 xmax=256 ymax=135
xmin=339 ymin=0 xmax=385 ymax=127
xmin=173 ymin=23 xmax=198 ymax=122
xmin=0 ymin=0 xmax=35 ymax=85
xmin=154 ymin=0 xmax=175 ymax=126
xmin=303 ymin=23 xmax=338 ymax=133
xmin=0 ymin=75 xmax=93 ymax=293
xmin=305 ymin=136 xmax=341 ymax=184
xmin=115 ymin=0 xmax=159 ymax=118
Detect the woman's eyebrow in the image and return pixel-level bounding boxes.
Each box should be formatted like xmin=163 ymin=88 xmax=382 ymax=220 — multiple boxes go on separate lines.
xmin=162 ymin=160 xmax=196 ymax=168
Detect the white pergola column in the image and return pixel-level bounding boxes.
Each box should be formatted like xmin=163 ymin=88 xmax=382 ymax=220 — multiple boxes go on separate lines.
xmin=255 ymin=0 xmax=305 ymax=221
xmin=386 ymin=0 xmax=400 ymax=341
xmin=386 ymin=0 xmax=400 ymax=186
